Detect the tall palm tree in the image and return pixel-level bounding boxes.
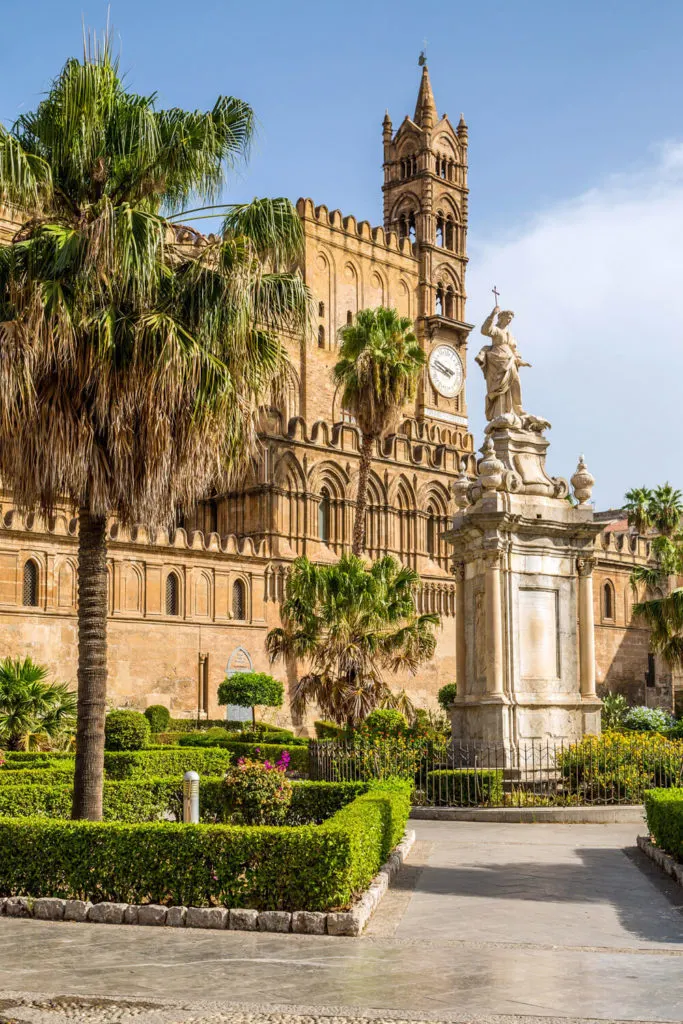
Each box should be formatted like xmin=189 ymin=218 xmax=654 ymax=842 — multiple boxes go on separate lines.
xmin=624 ymin=487 xmax=654 ymax=535
xmin=0 ymin=40 xmax=308 ymax=818
xmin=266 ymin=553 xmax=439 ymax=727
xmin=0 ymin=657 xmax=77 ymax=751
xmin=334 ymin=307 xmax=425 ymax=556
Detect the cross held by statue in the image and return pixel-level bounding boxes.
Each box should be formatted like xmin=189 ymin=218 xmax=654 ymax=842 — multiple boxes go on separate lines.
xmin=492 ymin=286 xmax=500 ymax=306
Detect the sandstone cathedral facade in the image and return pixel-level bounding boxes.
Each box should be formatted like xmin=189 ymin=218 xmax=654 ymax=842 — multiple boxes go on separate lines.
xmin=0 ymin=65 xmax=676 ymax=726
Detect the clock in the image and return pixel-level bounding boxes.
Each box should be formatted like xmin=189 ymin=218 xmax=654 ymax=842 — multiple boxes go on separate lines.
xmin=428 ymin=344 xmax=464 ymax=399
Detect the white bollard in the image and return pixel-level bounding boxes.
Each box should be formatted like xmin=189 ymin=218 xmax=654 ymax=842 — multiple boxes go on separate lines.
xmin=183 ymin=770 xmax=200 ymax=823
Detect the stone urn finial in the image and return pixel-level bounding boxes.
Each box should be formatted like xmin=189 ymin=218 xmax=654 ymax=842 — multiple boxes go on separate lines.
xmin=571 ymin=454 xmax=595 ymax=505
xmin=478 ymin=436 xmax=504 ymax=492
xmin=453 ymin=460 xmax=471 ymax=509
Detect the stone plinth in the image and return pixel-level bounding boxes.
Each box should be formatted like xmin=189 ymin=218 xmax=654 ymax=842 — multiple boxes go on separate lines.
xmin=445 ymin=431 xmax=603 ymax=751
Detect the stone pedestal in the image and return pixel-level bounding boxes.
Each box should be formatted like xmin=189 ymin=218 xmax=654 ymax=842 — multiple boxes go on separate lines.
xmin=445 ymin=427 xmax=603 ymax=751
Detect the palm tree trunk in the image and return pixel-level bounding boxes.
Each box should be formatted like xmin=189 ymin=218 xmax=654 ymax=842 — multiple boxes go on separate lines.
xmin=352 ymin=433 xmax=374 ymax=557
xmin=72 ymin=508 xmax=108 ymax=821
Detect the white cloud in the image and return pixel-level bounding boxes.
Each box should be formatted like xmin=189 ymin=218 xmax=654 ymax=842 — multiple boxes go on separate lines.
xmin=466 ymin=142 xmax=683 ymax=509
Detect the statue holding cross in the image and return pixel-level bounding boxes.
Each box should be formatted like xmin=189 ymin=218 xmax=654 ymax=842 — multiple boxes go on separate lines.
xmin=475 ymin=289 xmax=550 ymax=433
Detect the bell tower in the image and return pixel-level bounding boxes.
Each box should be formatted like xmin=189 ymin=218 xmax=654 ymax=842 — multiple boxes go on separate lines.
xmin=382 ymin=58 xmax=472 ymax=431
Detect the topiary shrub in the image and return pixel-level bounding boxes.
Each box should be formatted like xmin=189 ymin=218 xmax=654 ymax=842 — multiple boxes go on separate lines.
xmin=361 ymin=709 xmax=407 ymax=738
xmin=104 ymin=710 xmax=151 ymax=752
xmin=144 ymin=705 xmax=171 ymax=733
xmin=217 ymin=672 xmax=284 ymax=725
xmin=437 ymin=683 xmax=458 ymax=712
xmin=644 ymin=787 xmax=683 ymax=859
xmin=622 ymin=706 xmax=674 ymax=733
xmin=223 ymin=755 xmax=293 ymax=825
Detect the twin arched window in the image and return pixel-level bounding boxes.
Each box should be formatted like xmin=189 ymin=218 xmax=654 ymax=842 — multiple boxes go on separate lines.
xmin=435 ymin=212 xmax=456 ymax=250
xmin=400 ymin=155 xmax=418 ymax=179
xmin=435 ymin=284 xmax=455 ymax=319
xmin=22 ymin=559 xmax=38 ymax=607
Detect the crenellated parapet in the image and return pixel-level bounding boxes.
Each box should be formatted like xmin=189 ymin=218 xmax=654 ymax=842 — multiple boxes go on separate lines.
xmin=296 ymin=198 xmax=416 ymax=258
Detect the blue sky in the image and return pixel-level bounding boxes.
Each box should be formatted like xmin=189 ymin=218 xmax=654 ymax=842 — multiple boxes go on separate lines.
xmin=2 ymin=0 xmax=683 ymax=506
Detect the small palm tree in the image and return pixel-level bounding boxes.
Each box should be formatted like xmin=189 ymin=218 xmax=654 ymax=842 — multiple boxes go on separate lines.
xmin=266 ymin=553 xmax=439 ymax=728
xmin=624 ymin=487 xmax=654 ymax=534
xmin=334 ymin=308 xmax=425 ymax=556
xmin=0 ymin=39 xmax=308 ymax=818
xmin=0 ymin=657 xmax=77 ymax=751
xmin=634 ymin=589 xmax=683 ymax=670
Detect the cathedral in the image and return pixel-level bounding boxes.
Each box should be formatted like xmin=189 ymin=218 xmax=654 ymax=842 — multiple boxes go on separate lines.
xmin=0 ymin=64 xmax=676 ymax=725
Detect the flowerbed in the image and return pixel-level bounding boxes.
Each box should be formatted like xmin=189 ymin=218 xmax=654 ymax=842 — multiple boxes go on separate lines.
xmin=556 ymin=732 xmax=683 ymax=803
xmin=0 ymin=781 xmax=410 ymax=911
xmin=644 ymin=787 xmax=683 ymax=860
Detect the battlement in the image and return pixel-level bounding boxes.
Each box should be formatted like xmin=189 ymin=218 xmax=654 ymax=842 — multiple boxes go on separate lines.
xmin=296 ymin=197 xmax=416 ymax=258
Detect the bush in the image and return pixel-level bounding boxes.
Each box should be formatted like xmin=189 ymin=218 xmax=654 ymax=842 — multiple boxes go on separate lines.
xmin=315 ymin=720 xmax=343 ymax=740
xmin=556 ymin=732 xmax=683 ymax=803
xmin=168 ymin=718 xmax=238 ymax=733
xmin=217 ymin=672 xmax=283 ymax=721
xmin=437 ymin=683 xmax=458 ymax=712
xmin=144 ymin=705 xmax=171 ymax=733
xmin=426 ymin=769 xmax=504 ymax=806
xmin=644 ymin=788 xmax=683 ymax=860
xmin=221 ymin=742 xmax=309 ymax=775
xmin=0 ymin=767 xmax=74 ymax=787
xmin=623 ymin=706 xmax=674 ymax=733
xmin=361 ymin=709 xmax=407 ymax=737
xmin=223 ymin=756 xmax=293 ymax=825
xmin=105 ymin=710 xmax=151 ymax=752
xmin=103 ymin=747 xmax=235 ymax=780
xmin=0 ymin=781 xmax=411 ymax=910
xmin=1 ymin=751 xmax=74 ymax=767
xmin=601 ymin=692 xmax=629 ymax=731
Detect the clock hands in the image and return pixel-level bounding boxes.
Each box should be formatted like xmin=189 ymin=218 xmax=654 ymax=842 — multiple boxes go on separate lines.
xmin=434 ymin=360 xmax=455 ymax=377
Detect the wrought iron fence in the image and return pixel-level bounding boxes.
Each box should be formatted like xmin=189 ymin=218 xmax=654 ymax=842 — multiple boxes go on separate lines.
xmin=309 ymin=735 xmax=683 ymax=806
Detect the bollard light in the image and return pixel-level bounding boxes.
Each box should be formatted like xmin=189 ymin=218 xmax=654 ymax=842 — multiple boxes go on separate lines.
xmin=183 ymin=770 xmax=200 ymax=823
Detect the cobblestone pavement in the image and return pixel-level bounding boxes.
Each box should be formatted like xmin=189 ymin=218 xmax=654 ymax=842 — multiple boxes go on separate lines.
xmin=1 ymin=823 xmax=682 ymax=1024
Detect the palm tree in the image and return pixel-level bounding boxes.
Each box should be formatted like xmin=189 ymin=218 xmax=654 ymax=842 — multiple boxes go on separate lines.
xmin=266 ymin=553 xmax=439 ymax=727
xmin=334 ymin=308 xmax=425 ymax=556
xmin=0 ymin=39 xmax=308 ymax=818
xmin=634 ymin=589 xmax=683 ymax=671
xmin=0 ymin=657 xmax=77 ymax=751
xmin=624 ymin=487 xmax=654 ymax=535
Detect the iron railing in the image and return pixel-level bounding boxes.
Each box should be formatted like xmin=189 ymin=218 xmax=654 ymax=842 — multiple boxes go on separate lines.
xmin=309 ymin=736 xmax=683 ymax=806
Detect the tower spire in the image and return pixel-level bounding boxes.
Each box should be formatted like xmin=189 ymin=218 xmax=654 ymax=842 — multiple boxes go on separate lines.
xmin=414 ymin=58 xmax=437 ymax=131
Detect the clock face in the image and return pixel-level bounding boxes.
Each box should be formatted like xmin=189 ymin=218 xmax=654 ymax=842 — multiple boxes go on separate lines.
xmin=428 ymin=344 xmax=464 ymax=399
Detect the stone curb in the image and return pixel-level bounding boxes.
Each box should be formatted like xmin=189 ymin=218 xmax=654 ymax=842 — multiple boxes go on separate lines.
xmin=637 ymin=834 xmax=683 ymax=886
xmin=0 ymin=828 xmax=415 ymax=938
xmin=411 ymin=804 xmax=646 ymax=824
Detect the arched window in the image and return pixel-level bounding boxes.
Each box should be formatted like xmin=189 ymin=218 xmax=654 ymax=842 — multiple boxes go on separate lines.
xmin=232 ymin=579 xmax=246 ymax=620
xmin=318 ymin=300 xmax=325 ymax=317
xmin=439 ymin=157 xmax=447 ymax=179
xmin=408 ymin=212 xmax=416 ymax=244
xmin=603 ymin=581 xmax=614 ymax=621
xmin=445 ymin=219 xmax=455 ymax=250
xmin=398 ymin=214 xmax=407 ymax=239
xmin=448 ymin=161 xmax=455 ymax=181
xmin=400 ymin=159 xmax=406 ymax=178
xmin=436 ymin=215 xmax=444 ymax=247
xmin=435 ymin=285 xmax=444 ymax=317
xmin=445 ymin=287 xmax=455 ymax=319
xmin=318 ymin=325 xmax=325 ymax=348
xmin=22 ymin=559 xmax=38 ymax=607
xmin=318 ymin=488 xmax=331 ymax=543
xmin=205 ymin=499 xmax=218 ymax=534
xmin=165 ymin=572 xmax=179 ymax=616
xmin=426 ymin=514 xmax=436 ymax=558
xmin=346 ymin=310 xmax=353 ymax=325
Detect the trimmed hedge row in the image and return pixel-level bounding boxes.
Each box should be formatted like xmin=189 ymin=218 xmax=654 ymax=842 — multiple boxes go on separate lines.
xmin=426 ymin=769 xmax=504 ymax=806
xmin=645 ymin=787 xmax=683 ymax=860
xmin=0 ymin=781 xmax=410 ymax=910
xmin=0 ymin=768 xmax=75 ymax=787
xmin=0 ymin=777 xmax=367 ymax=825
xmin=1 ymin=752 xmax=74 ymax=767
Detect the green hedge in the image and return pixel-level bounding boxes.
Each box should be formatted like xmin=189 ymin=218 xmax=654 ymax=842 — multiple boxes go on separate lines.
xmin=426 ymin=769 xmax=504 ymax=806
xmin=0 ymin=777 xmax=365 ymax=826
xmin=0 ymin=781 xmax=410 ymax=910
xmin=174 ymin=738 xmax=309 ymax=773
xmin=1 ymin=752 xmax=74 ymax=767
xmin=0 ymin=768 xmax=75 ymax=787
xmin=645 ymin=788 xmax=683 ymax=860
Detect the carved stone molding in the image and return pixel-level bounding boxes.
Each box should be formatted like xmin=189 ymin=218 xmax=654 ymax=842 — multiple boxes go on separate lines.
xmin=577 ymin=556 xmax=596 ymax=578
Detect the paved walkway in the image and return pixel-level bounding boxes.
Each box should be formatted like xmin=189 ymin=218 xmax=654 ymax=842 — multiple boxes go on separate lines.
xmin=1 ymin=822 xmax=682 ymax=1024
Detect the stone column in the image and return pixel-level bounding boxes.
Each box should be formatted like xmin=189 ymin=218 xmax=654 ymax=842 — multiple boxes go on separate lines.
xmin=485 ymin=550 xmax=504 ymax=696
xmin=577 ymin=557 xmax=597 ymax=698
xmin=454 ymin=561 xmax=466 ymax=692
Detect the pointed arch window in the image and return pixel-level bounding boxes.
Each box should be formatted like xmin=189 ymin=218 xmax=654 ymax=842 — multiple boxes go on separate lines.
xmin=398 ymin=214 xmax=407 ymax=239
xmin=318 ymin=488 xmax=331 ymax=543
xmin=346 ymin=310 xmax=353 ymax=325
xmin=602 ymin=580 xmax=615 ymax=621
xmin=445 ymin=287 xmax=455 ymax=319
xmin=318 ymin=325 xmax=325 ymax=348
xmin=22 ymin=559 xmax=38 ymax=607
xmin=426 ymin=514 xmax=436 ymax=558
xmin=445 ymin=218 xmax=455 ymax=250
xmin=318 ymin=300 xmax=325 ymax=317
xmin=435 ymin=285 xmax=444 ymax=317
xmin=165 ymin=572 xmax=180 ymax=616
xmin=232 ymin=579 xmax=246 ymax=620
xmin=408 ymin=212 xmax=416 ymax=244
xmin=436 ymin=215 xmax=444 ymax=248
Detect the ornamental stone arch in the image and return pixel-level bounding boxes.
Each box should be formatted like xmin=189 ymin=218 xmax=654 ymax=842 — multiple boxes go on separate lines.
xmin=54 ymin=556 xmax=77 ymax=610
xmin=119 ymin=560 xmax=143 ymax=614
xmin=194 ymin=569 xmax=212 ymax=619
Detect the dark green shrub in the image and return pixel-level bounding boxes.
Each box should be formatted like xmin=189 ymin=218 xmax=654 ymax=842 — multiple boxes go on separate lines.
xmin=0 ymin=767 xmax=74 ymax=787
xmin=437 ymin=683 xmax=458 ymax=711
xmin=217 ymin=672 xmax=283 ymax=723
xmin=2 ymin=751 xmax=74 ymax=767
xmin=168 ymin=718 xmax=238 ymax=733
xmin=0 ymin=781 xmax=411 ymax=910
xmin=223 ymin=757 xmax=293 ymax=825
xmin=426 ymin=769 xmax=504 ymax=806
xmin=315 ymin=720 xmax=342 ymax=740
xmin=103 ymin=747 xmax=235 ymax=780
xmin=644 ymin=788 xmax=683 ymax=859
xmin=105 ymin=710 xmax=151 ymax=752
xmin=144 ymin=705 xmax=171 ymax=733
xmin=361 ymin=709 xmax=407 ymax=737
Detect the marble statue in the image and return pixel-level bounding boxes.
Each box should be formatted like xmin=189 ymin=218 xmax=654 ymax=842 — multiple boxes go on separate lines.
xmin=476 ymin=304 xmax=549 ymax=433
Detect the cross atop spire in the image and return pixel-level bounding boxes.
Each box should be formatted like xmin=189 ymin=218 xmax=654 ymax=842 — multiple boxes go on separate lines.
xmin=414 ymin=60 xmax=437 ymax=131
